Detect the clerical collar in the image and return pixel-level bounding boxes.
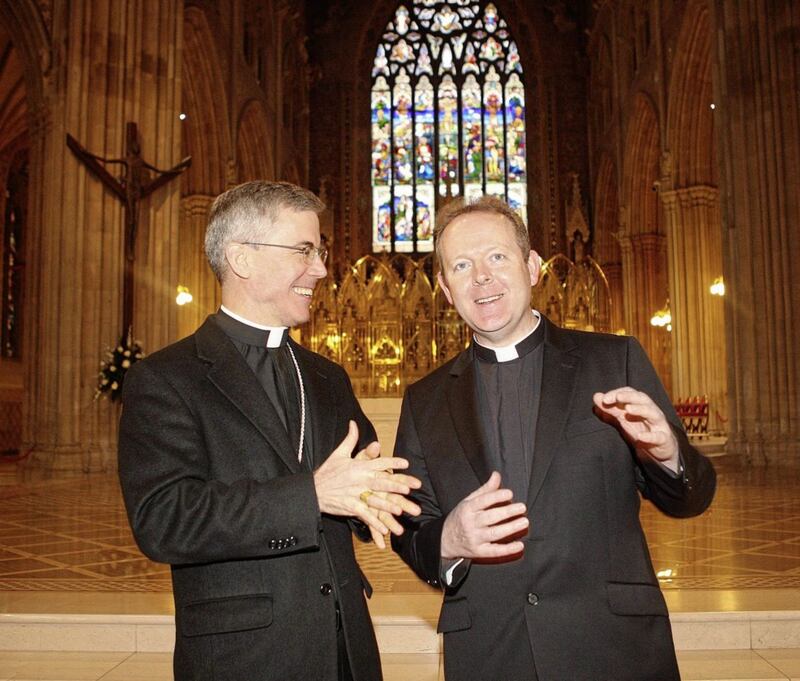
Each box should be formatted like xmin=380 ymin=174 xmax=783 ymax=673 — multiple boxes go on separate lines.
xmin=216 ymin=305 xmax=289 ymax=348
xmin=473 ymin=311 xmax=543 ymax=363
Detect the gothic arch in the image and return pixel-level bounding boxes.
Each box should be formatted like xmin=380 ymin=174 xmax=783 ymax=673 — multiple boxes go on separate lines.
xmin=345 ymin=0 xmax=548 ymax=260
xmin=666 ymin=0 xmax=716 ymax=188
xmin=0 ymin=0 xmax=47 ymax=113
xmin=593 ymin=155 xmax=620 ymax=264
xmin=621 ymin=93 xmax=670 ymax=389
xmin=662 ymin=0 xmax=726 ymax=427
xmin=0 ymin=36 xmax=28 ymax=155
xmin=0 ymin=0 xmax=48 ymax=451
xmin=280 ymin=32 xmax=309 ymax=185
xmin=182 ymin=6 xmax=231 ymax=196
xmin=175 ymin=6 xmax=232 ymax=337
xmin=623 ymin=94 xmax=662 ymax=237
xmin=589 ymin=34 xmax=613 ymax=138
xmin=593 ymin=154 xmax=623 ymax=333
xmin=236 ymin=99 xmax=274 ymax=182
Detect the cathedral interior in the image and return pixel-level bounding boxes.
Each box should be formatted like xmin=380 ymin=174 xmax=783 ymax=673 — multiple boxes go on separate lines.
xmin=0 ymin=1 xmax=799 ymax=679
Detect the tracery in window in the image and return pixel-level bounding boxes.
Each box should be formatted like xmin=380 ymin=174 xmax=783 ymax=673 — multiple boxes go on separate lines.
xmin=371 ymin=1 xmax=527 ymax=253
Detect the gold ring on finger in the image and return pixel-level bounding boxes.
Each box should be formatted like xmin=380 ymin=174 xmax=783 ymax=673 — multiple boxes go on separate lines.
xmin=359 ymin=490 xmax=373 ymax=504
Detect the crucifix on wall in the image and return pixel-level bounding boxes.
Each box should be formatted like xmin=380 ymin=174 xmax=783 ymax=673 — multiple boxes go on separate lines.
xmin=67 ymin=122 xmax=191 ymax=339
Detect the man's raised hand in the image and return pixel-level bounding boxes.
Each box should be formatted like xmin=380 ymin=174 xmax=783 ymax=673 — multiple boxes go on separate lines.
xmin=314 ymin=421 xmax=421 ymax=548
xmin=440 ymin=472 xmax=528 ymax=560
xmin=593 ymin=387 xmax=680 ymax=471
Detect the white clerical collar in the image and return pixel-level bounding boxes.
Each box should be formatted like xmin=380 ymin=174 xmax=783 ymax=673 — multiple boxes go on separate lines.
xmin=220 ymin=305 xmax=288 ymax=348
xmin=474 ymin=310 xmax=542 ymax=362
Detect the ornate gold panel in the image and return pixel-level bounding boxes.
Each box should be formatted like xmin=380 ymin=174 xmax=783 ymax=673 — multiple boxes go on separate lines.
xmin=309 ymin=252 xmax=612 ymax=397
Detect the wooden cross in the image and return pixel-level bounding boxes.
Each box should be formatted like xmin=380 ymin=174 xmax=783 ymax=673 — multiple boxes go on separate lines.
xmin=67 ymin=122 xmax=191 ymax=339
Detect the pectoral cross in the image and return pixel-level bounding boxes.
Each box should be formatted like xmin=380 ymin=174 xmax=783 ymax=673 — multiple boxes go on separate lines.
xmin=67 ymin=122 xmax=191 ymax=338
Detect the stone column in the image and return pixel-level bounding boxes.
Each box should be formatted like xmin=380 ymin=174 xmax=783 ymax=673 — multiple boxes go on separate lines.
xmin=600 ymin=261 xmax=625 ymax=334
xmin=661 ymin=185 xmax=726 ymax=433
xmin=713 ymin=0 xmax=800 ymax=462
xmin=22 ymin=1 xmax=184 ymax=472
xmin=178 ymin=194 xmax=219 ymax=340
xmin=618 ymin=231 xmax=671 ymax=395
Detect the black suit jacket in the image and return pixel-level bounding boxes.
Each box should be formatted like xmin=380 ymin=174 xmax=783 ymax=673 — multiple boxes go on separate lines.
xmin=392 ymin=318 xmax=715 ymax=681
xmin=118 ymin=318 xmax=382 ymax=681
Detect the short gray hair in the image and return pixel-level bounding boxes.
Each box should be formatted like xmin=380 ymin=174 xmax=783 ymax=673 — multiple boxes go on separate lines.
xmin=205 ymin=180 xmax=325 ymax=282
xmin=434 ymin=195 xmax=530 ymax=270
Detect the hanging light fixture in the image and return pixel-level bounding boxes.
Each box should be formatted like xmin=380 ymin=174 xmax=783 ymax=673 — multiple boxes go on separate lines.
xmin=650 ymin=302 xmax=672 ymax=332
xmin=175 ymin=285 xmax=193 ymax=306
xmin=709 ymin=276 xmax=725 ymax=296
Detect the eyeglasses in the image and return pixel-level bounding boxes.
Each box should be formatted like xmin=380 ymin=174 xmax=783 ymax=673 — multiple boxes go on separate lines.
xmin=241 ymin=242 xmax=328 ymax=265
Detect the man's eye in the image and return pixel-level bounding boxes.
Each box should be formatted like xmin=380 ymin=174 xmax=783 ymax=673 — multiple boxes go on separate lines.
xmin=453 ymin=262 xmax=468 ymax=272
xmin=490 ymin=253 xmax=506 ymax=262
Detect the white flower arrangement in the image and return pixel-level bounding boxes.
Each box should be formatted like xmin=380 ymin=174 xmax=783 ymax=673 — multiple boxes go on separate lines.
xmin=95 ymin=331 xmax=144 ymax=402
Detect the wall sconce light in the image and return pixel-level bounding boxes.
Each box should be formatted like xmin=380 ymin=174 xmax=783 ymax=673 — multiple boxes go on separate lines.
xmin=650 ymin=302 xmax=672 ymax=332
xmin=709 ymin=276 xmax=725 ymax=296
xmin=176 ymin=285 xmax=193 ymax=306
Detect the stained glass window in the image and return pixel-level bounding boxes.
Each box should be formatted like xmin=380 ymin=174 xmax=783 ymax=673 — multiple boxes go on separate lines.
xmin=371 ymin=1 xmax=527 ymax=253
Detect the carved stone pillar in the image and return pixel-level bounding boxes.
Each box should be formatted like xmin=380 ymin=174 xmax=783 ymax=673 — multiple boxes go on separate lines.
xmin=178 ymin=194 xmax=219 ymax=339
xmin=23 ymin=1 xmax=184 ymax=472
xmin=713 ymin=0 xmax=800 ymax=461
xmin=600 ymin=261 xmax=625 ymax=334
xmin=618 ymin=232 xmax=671 ymax=394
xmin=660 ymin=186 xmax=726 ymax=432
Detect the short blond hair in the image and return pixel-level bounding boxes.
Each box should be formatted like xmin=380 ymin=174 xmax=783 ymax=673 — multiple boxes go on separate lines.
xmin=434 ymin=196 xmax=530 ymax=269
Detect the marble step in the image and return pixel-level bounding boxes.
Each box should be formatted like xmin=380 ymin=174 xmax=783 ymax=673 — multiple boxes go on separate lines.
xmin=1 ymin=591 xmax=799 ymax=654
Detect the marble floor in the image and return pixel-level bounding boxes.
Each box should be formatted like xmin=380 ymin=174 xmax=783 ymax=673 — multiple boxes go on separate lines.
xmin=1 ymin=456 xmax=800 ymax=679
xmin=2 ymin=649 xmax=800 ymax=681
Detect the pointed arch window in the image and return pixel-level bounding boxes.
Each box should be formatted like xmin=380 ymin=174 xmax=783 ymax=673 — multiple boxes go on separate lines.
xmin=371 ymin=1 xmax=527 ymax=253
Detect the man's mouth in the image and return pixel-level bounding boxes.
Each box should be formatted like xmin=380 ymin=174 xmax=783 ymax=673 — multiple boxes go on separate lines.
xmin=475 ymin=293 xmax=503 ymax=305
xmin=292 ymin=286 xmax=314 ymax=298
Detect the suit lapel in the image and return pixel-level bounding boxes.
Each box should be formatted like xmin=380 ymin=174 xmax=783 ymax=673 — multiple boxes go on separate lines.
xmin=195 ymin=318 xmax=301 ymax=474
xmin=447 ymin=349 xmax=494 ymax=485
xmin=528 ymin=319 xmax=580 ymax=506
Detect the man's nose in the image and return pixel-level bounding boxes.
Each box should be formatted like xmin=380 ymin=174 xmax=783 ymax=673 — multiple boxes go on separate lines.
xmin=308 ymin=256 xmax=327 ymax=278
xmin=473 ymin=267 xmax=492 ymax=285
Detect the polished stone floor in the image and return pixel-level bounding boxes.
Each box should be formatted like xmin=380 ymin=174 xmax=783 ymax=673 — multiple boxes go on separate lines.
xmin=1 ymin=457 xmax=798 ymax=594
xmin=1 ymin=456 xmax=800 ymax=679
xmin=3 ymin=649 xmax=800 ymax=681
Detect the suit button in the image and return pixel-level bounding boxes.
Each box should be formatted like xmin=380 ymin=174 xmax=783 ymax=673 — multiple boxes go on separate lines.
xmin=527 ymin=592 xmax=540 ymax=606
xmin=320 ymin=583 xmax=333 ymax=596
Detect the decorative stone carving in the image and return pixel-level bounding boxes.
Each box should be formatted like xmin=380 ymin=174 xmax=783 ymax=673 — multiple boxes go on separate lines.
xmin=565 ymin=172 xmax=590 ymax=260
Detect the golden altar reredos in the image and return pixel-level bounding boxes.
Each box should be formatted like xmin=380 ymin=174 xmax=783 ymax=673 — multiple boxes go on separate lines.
xmin=307 ymin=250 xmax=612 ymax=398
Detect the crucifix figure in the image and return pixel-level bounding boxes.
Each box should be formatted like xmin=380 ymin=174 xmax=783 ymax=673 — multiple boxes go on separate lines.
xmin=67 ymin=122 xmax=191 ymax=338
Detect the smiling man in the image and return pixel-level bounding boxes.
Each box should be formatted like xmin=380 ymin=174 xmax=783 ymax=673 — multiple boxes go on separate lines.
xmin=391 ymin=196 xmax=716 ymax=681
xmin=118 ymin=181 xmax=421 ymax=681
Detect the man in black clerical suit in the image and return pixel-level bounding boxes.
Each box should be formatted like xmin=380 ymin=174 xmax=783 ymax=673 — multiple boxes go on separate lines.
xmin=392 ymin=196 xmax=716 ymax=681
xmin=119 ymin=181 xmax=421 ymax=681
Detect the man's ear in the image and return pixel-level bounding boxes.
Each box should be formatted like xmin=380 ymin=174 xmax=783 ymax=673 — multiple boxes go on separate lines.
xmin=527 ymin=250 xmax=542 ymax=287
xmin=225 ymin=242 xmax=251 ymax=280
xmin=436 ymin=271 xmax=454 ymax=306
